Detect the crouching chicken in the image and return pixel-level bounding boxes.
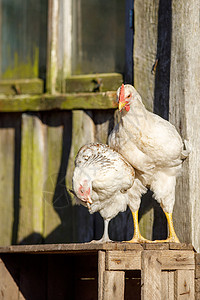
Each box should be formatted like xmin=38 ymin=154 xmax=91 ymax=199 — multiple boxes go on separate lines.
xmin=108 ymin=84 xmax=190 ymax=243
xmin=72 ymin=143 xmax=147 ymax=242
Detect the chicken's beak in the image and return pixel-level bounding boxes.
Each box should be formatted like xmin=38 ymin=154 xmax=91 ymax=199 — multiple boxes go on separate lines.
xmin=87 ymin=195 xmax=93 ymax=204
xmin=118 ymin=101 xmax=126 ymax=111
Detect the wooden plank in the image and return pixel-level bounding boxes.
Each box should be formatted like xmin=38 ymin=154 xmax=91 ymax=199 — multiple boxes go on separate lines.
xmin=103 ymin=271 xmax=125 ymax=300
xmin=0 ymin=79 xmax=43 ymax=95
xmin=98 ymin=251 xmax=106 ymax=300
xmin=106 ymin=251 xmax=141 ymax=270
xmin=0 ymin=242 xmax=143 ymax=254
xmin=195 ymin=254 xmax=200 ymax=279
xmin=0 ymin=92 xmax=118 ymax=112
xmin=175 ymin=270 xmax=195 ymax=299
xmin=18 ymin=113 xmax=44 ymax=244
xmin=66 ymin=110 xmax=95 ymax=242
xmin=47 ymin=0 xmax=72 ymax=93
xmin=43 ymin=111 xmax=70 ymax=242
xmin=160 ymin=251 xmax=195 ymax=270
xmin=134 ymin=0 xmax=159 ymax=111
xmin=169 ymin=0 xmax=200 ymax=251
xmin=141 ymin=251 xmax=162 ymax=300
xmin=162 ymin=271 xmax=175 ymax=300
xmin=65 ymin=73 xmax=123 ymax=93
xmin=143 ymin=243 xmax=169 ymax=250
xmin=0 ymin=258 xmax=19 ymax=300
xmin=0 ymin=115 xmax=15 ymax=245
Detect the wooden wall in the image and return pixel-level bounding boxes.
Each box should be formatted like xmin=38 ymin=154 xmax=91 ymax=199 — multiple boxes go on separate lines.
xmin=0 ymin=0 xmax=199 ymax=249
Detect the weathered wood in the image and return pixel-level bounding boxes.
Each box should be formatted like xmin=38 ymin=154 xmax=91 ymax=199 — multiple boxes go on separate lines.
xmin=0 ymin=91 xmax=117 ymax=112
xmin=0 ymin=242 xmax=144 ymax=254
xmin=65 ymin=73 xmax=123 ymax=93
xmin=0 ymin=258 xmax=19 ymax=300
xmin=18 ymin=114 xmax=44 ymax=244
xmin=47 ymin=0 xmax=72 ymax=93
xmin=0 ymin=79 xmax=43 ymax=95
xmin=106 ymin=251 xmax=141 ymax=271
xmin=162 ymin=271 xmax=175 ymax=300
xmin=169 ymin=0 xmax=200 ymax=250
xmin=43 ymin=111 xmax=74 ymax=243
xmin=98 ymin=251 xmax=106 ymax=300
xmin=175 ymin=270 xmax=195 ymax=300
xmin=134 ymin=0 xmax=159 ymax=111
xmin=141 ymin=251 xmax=162 ymax=300
xmin=0 ymin=115 xmax=16 ymax=245
xmin=103 ymin=271 xmax=125 ymax=300
xmin=195 ymin=254 xmax=200 ymax=279
xmin=159 ymin=250 xmax=195 ymax=270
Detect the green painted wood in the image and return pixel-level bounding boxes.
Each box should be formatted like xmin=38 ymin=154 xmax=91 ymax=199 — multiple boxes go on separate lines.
xmin=0 ymin=92 xmax=117 ymax=112
xmin=18 ymin=114 xmax=44 ymax=244
xmin=0 ymin=115 xmax=16 ymax=246
xmin=65 ymin=73 xmax=123 ymax=93
xmin=43 ymin=111 xmax=77 ymax=243
xmin=0 ymin=79 xmax=43 ymax=95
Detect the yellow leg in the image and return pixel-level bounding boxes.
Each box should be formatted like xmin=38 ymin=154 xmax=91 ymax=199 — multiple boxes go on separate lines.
xmin=153 ymin=212 xmax=180 ymax=243
xmin=126 ymin=210 xmax=151 ymax=243
xmin=165 ymin=212 xmax=180 ymax=243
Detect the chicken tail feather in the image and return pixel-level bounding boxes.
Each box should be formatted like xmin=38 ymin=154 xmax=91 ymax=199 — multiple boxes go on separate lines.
xmin=181 ymin=139 xmax=191 ymax=160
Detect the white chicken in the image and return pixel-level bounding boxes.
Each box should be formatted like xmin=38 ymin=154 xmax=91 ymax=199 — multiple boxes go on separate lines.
xmin=108 ymin=84 xmax=190 ymax=243
xmin=72 ymin=143 xmax=147 ymax=242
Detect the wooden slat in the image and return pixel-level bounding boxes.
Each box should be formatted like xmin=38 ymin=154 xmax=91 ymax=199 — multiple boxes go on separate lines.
xmin=106 ymin=251 xmax=141 ymax=270
xmin=0 ymin=79 xmax=43 ymax=95
xmin=43 ymin=112 xmax=68 ymax=242
xmin=0 ymin=242 xmax=143 ymax=254
xmin=65 ymin=73 xmax=122 ymax=93
xmin=175 ymin=270 xmax=195 ymax=300
xmin=169 ymin=0 xmax=200 ymax=251
xmin=141 ymin=251 xmax=162 ymax=300
xmin=103 ymin=271 xmax=125 ymax=300
xmin=162 ymin=271 xmax=175 ymax=300
xmin=0 ymin=258 xmax=19 ymax=300
xmin=0 ymin=115 xmax=16 ymax=245
xmin=18 ymin=114 xmax=44 ymax=244
xmin=98 ymin=251 xmax=106 ymax=300
xmin=159 ymin=251 xmax=195 ymax=270
xmin=0 ymin=92 xmax=118 ymax=112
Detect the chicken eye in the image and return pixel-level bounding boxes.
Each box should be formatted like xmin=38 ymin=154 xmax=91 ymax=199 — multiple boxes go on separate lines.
xmin=127 ymin=94 xmax=131 ymax=98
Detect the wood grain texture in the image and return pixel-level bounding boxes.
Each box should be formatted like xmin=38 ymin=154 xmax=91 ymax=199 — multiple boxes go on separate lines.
xmin=18 ymin=114 xmax=44 ymax=244
xmin=98 ymin=251 xmax=106 ymax=300
xmin=106 ymin=250 xmax=141 ymax=271
xmin=103 ymin=271 xmax=125 ymax=300
xmin=0 ymin=258 xmax=19 ymax=300
xmin=169 ymin=0 xmax=200 ymax=250
xmin=134 ymin=0 xmax=159 ymax=111
xmin=0 ymin=92 xmax=118 ymax=112
xmin=0 ymin=115 xmax=15 ymax=245
xmin=141 ymin=251 xmax=162 ymax=300
xmin=175 ymin=270 xmax=195 ymax=300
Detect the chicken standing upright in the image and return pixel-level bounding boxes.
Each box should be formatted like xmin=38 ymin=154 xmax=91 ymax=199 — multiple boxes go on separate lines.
xmin=72 ymin=143 xmax=146 ymax=242
xmin=108 ymin=84 xmax=190 ymax=243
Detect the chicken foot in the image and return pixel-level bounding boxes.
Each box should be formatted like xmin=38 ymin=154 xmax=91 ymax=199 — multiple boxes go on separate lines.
xmin=153 ymin=212 xmax=180 ymax=243
xmin=126 ymin=210 xmax=151 ymax=243
xmin=90 ymin=219 xmax=113 ymax=243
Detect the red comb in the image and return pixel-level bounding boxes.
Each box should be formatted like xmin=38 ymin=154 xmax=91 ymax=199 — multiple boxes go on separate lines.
xmin=119 ymin=84 xmax=125 ymax=102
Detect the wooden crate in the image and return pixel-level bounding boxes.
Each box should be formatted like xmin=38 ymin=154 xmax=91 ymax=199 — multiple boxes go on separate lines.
xmin=0 ymin=243 xmax=196 ymax=300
